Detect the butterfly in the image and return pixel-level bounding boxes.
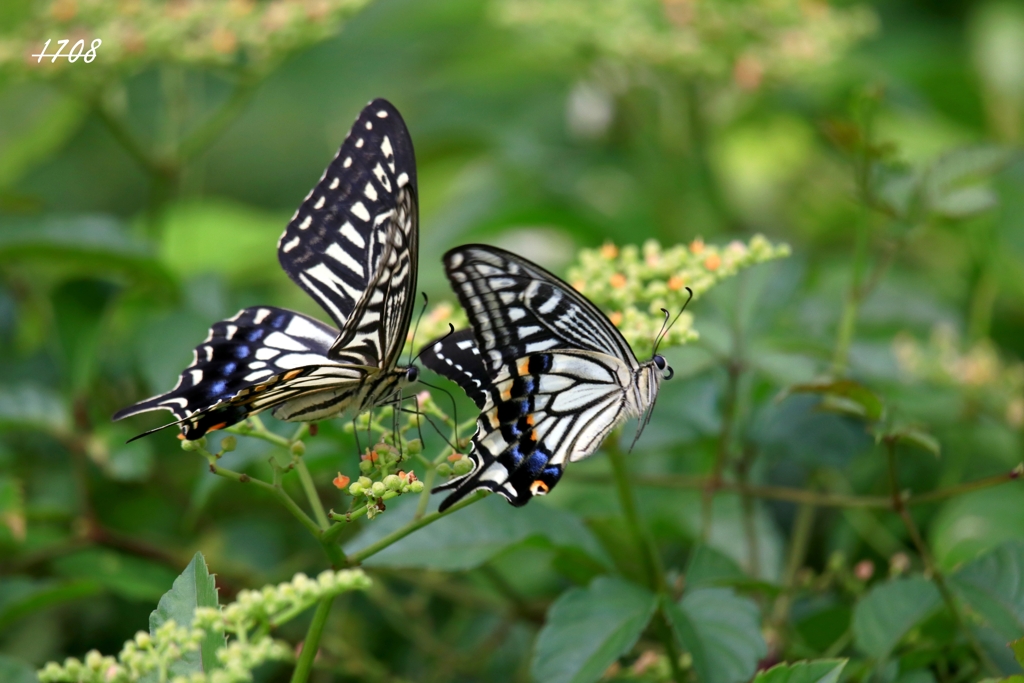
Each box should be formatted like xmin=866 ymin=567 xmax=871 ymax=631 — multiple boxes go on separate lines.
xmin=114 ymin=98 xmax=420 ymax=440
xmin=420 ymin=245 xmax=676 ymax=511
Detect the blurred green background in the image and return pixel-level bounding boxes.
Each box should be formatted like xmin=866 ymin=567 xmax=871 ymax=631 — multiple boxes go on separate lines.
xmin=3 ymin=0 xmax=1024 ymax=681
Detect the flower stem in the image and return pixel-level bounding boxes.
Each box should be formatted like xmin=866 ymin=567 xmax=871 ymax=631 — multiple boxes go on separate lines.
xmin=295 ymin=457 xmax=329 ymax=529
xmin=607 ymin=442 xmax=684 ymax=682
xmin=885 ymin=440 xmax=999 ymax=677
xmin=290 ymin=595 xmax=334 ymax=683
xmin=345 ymin=491 xmax=488 ymax=566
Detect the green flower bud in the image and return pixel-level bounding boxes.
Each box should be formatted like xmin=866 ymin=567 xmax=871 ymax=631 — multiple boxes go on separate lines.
xmin=371 ymin=481 xmax=386 ymax=497
xmin=408 ymin=480 xmax=424 ymax=493
xmin=290 ymin=440 xmax=306 ymax=457
xmin=453 ymin=457 xmax=473 ymax=476
xmin=358 ymin=460 xmax=373 ymax=474
xmin=220 ymin=436 xmax=237 ymax=452
xmin=358 ymin=476 xmax=372 ymax=488
xmin=405 ymin=438 xmax=422 ymax=454
xmin=181 ymin=439 xmax=199 ymax=452
xmin=383 ymin=474 xmax=401 ymax=491
xmin=436 ymin=463 xmax=452 ymax=477
xmin=348 ymin=482 xmax=364 ymax=496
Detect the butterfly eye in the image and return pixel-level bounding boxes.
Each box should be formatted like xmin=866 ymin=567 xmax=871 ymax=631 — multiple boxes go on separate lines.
xmin=405 ymin=366 xmax=420 ymax=382
xmin=653 ymin=355 xmax=667 ymax=370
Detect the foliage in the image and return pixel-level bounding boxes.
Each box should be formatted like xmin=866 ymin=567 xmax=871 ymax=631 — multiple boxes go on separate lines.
xmin=3 ymin=0 xmax=1024 ymax=682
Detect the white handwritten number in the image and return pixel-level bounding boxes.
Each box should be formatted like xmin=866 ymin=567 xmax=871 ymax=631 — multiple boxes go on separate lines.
xmin=84 ymin=39 xmax=101 ymax=63
xmin=32 ymin=38 xmax=101 ymax=63
xmin=67 ymin=39 xmax=85 ymax=63
xmin=34 ymin=39 xmax=50 ymax=63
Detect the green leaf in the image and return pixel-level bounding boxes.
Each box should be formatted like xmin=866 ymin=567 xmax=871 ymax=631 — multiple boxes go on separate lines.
xmin=665 ymin=588 xmax=767 ymax=683
xmin=753 ymin=659 xmax=848 ymax=683
xmin=0 ymin=215 xmax=175 ymax=291
xmin=950 ymin=540 xmax=1024 ymax=641
xmin=930 ymin=186 xmax=999 ymax=219
xmin=1012 ymin=637 xmax=1024 ymax=669
xmin=0 ymin=384 xmax=69 ymax=435
xmin=852 ymin=576 xmax=942 ymax=659
xmin=52 ymin=549 xmax=180 ymax=603
xmin=878 ymin=426 xmax=941 ymax=457
xmin=931 ymin=488 xmax=1024 ymax=571
xmin=0 ymin=475 xmax=25 ymax=543
xmin=346 ymin=495 xmax=609 ymax=570
xmin=0 ymin=577 xmax=101 ymax=631
xmin=685 ymin=544 xmax=746 ymax=589
xmin=780 ymin=379 xmax=883 ymax=422
xmin=0 ymin=655 xmax=38 ymax=683
xmin=52 ymin=279 xmax=118 ymax=395
xmin=150 ymin=552 xmax=223 ymax=676
xmin=531 ymin=577 xmax=657 ymax=683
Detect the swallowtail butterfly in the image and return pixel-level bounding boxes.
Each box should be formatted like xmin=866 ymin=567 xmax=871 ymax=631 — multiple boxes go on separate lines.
xmin=420 ymin=245 xmax=673 ymax=510
xmin=114 ymin=99 xmax=420 ymax=440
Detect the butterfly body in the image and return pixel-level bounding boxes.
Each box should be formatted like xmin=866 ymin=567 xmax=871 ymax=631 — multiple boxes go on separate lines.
xmin=421 ymin=246 xmax=672 ymax=510
xmin=115 ymin=99 xmax=420 ymax=440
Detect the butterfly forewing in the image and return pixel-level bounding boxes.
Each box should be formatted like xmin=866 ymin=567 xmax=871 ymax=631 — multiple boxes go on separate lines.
xmin=278 ymin=98 xmax=418 ymax=369
xmin=443 ymin=246 xmax=637 ymax=374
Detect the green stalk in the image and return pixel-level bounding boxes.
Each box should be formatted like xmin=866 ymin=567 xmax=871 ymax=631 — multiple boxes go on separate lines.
xmin=885 ymin=441 xmax=999 ymax=676
xmin=290 ymin=596 xmax=334 ymax=683
xmin=832 ymin=221 xmax=869 ymax=377
xmin=295 ymin=457 xmax=330 ymax=529
xmin=607 ymin=443 xmax=684 ymax=682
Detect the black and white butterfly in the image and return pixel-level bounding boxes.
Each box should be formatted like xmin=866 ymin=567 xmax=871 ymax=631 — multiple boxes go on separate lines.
xmin=114 ymin=99 xmax=420 ymax=440
xmin=420 ymin=245 xmax=675 ymax=511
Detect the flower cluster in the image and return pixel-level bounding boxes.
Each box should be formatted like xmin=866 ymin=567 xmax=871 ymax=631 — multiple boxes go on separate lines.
xmin=0 ymin=0 xmax=371 ymax=85
xmin=38 ymin=569 xmax=371 ymax=683
xmin=493 ymin=0 xmax=876 ymax=90
xmin=567 ymin=235 xmax=790 ymax=357
xmin=893 ymin=326 xmax=1024 ymax=427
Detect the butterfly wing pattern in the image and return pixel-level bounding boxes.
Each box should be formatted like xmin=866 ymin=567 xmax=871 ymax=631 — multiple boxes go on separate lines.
xmin=114 ymin=99 xmax=420 ymax=440
xmin=421 ymin=245 xmax=672 ymax=510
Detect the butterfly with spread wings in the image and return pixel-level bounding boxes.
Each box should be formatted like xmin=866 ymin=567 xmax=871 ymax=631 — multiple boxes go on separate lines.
xmin=420 ymin=245 xmax=677 ymax=511
xmin=114 ymin=99 xmax=420 ymax=440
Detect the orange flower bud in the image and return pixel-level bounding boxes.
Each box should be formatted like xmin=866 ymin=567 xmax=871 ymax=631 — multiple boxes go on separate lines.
xmin=600 ymin=243 xmax=619 ymax=259
xmin=704 ymin=254 xmax=721 ymax=271
xmin=447 ymin=453 xmax=463 ymax=462
xmin=609 ymin=312 xmax=623 ymax=326
xmin=332 ymin=473 xmax=350 ymax=489
xmin=668 ymin=275 xmax=685 ymax=291
xmin=609 ymin=273 xmax=627 ymax=288
xmin=690 ymin=238 xmax=705 ymax=255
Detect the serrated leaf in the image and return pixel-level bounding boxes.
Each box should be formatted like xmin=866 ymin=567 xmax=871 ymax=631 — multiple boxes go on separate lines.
xmin=852 ymin=576 xmax=942 ymax=659
xmin=753 ymin=659 xmax=848 ymax=683
xmin=150 ymin=552 xmax=223 ymax=676
xmin=950 ymin=540 xmax=1024 ymax=641
xmin=780 ymin=379 xmax=883 ymax=422
xmin=665 ymin=588 xmax=767 ymax=683
xmin=0 ymin=655 xmax=38 ymax=683
xmin=685 ymin=544 xmax=746 ymax=589
xmin=531 ymin=577 xmax=657 ymax=683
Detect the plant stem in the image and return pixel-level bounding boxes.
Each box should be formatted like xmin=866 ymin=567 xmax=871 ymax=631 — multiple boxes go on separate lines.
xmin=832 ymin=220 xmax=869 ymax=377
xmin=885 ymin=441 xmax=999 ymax=677
xmin=573 ymin=468 xmax=1022 ymax=509
xmin=607 ymin=442 xmax=684 ymax=682
xmin=770 ymin=501 xmax=816 ymax=634
xmin=179 ymin=75 xmax=258 ymax=161
xmin=290 ymin=595 xmax=334 ymax=683
xmin=346 ymin=491 xmax=488 ymax=566
xmin=703 ymin=359 xmax=741 ymax=540
xmin=295 ymin=457 xmax=330 ymax=529
xmin=208 ymin=463 xmax=321 ymax=538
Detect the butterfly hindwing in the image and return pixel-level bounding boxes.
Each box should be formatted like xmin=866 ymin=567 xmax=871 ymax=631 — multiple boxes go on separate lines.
xmin=112 ymin=306 xmax=353 ymax=438
xmin=419 ymin=328 xmax=489 ymax=409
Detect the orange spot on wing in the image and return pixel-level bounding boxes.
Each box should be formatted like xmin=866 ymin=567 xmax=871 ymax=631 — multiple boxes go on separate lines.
xmin=525 ymin=414 xmax=534 ymax=427
xmin=530 ymin=480 xmax=550 ymax=495
xmin=207 ymin=422 xmax=227 ymax=433
xmin=177 ymin=433 xmax=186 ymax=440
xmin=518 ymin=360 xmax=530 ymax=376
xmin=283 ymin=369 xmax=303 ymax=381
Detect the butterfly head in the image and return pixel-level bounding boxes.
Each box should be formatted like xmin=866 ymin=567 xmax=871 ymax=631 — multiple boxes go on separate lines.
xmin=652 ymin=354 xmax=674 ymax=380
xmin=405 ymin=365 xmax=420 ymax=383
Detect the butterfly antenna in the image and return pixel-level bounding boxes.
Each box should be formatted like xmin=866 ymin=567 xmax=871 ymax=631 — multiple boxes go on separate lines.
xmin=406 ymin=292 xmax=430 ymax=366
xmin=652 ymin=286 xmax=694 ymax=356
xmin=398 ymin=406 xmax=458 ymax=451
xmin=413 ymin=324 xmax=456 ymax=364
xmin=651 ymin=308 xmax=671 ymax=356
